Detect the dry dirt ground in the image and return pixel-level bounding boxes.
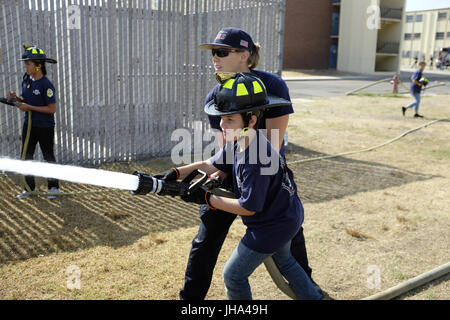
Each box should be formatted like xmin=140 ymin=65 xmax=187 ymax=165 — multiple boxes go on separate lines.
xmin=0 ymin=95 xmax=449 ymax=300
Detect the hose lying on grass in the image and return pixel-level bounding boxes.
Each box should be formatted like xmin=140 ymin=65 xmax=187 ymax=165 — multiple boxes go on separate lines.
xmin=287 ymin=118 xmax=449 ymax=165
xmin=345 ymin=78 xmax=392 ymax=96
xmin=362 ymin=261 xmax=450 ymax=300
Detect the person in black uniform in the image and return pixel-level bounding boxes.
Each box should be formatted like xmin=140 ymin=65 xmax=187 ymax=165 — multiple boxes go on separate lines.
xmin=7 ymin=45 xmax=60 ymax=199
xmin=154 ymin=28 xmax=321 ymax=300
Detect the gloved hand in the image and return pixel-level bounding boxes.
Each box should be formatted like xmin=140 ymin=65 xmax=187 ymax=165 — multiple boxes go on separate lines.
xmin=154 ymin=168 xmax=182 ymax=197
xmin=153 ymin=168 xmax=179 ymax=181
xmin=181 ymin=186 xmax=212 ymax=206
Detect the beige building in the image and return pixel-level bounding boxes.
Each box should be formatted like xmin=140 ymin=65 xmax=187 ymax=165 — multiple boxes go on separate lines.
xmin=400 ymin=7 xmax=450 ymax=68
xmin=336 ymin=0 xmax=405 ymax=74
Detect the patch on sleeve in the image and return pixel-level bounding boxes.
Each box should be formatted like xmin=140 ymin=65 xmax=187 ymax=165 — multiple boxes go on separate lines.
xmin=47 ymin=88 xmax=54 ymax=98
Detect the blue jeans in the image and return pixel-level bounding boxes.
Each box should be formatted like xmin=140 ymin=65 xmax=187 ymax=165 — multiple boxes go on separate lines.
xmin=407 ymin=92 xmax=421 ymax=112
xmin=223 ymin=241 xmax=322 ymax=300
xmin=179 ymin=205 xmax=312 ymax=300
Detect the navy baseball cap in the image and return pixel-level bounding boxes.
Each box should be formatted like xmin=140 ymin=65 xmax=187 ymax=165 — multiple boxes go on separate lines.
xmin=199 ymin=27 xmax=255 ymax=54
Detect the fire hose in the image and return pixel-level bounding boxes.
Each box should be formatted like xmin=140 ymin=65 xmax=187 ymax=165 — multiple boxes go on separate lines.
xmin=2 ymin=98 xmax=447 ymax=299
xmin=0 ymin=154 xmax=299 ymax=299
xmin=1 ymin=97 xmax=125 ymax=196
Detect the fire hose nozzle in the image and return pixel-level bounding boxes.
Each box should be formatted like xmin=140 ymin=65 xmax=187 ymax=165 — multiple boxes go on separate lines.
xmin=130 ymin=171 xmax=159 ymax=195
xmin=130 ymin=171 xmax=189 ymax=196
xmin=0 ymin=97 xmax=19 ymax=107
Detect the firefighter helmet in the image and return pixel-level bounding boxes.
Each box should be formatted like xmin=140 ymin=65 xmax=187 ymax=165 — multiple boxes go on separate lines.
xmin=19 ymin=45 xmax=57 ymax=64
xmin=204 ymin=72 xmax=291 ymax=116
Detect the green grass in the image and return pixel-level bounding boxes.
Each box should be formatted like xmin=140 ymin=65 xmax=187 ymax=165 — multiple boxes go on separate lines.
xmin=392 ymin=269 xmax=409 ymax=281
xmin=431 ymin=148 xmax=450 ymax=160
xmin=355 ymin=92 xmax=404 ymax=98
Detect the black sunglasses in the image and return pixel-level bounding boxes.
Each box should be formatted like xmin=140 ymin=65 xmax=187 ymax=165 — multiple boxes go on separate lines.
xmin=211 ymin=48 xmax=243 ymax=58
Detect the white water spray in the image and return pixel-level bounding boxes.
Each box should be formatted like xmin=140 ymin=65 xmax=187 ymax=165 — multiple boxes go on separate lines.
xmin=0 ymin=158 xmax=139 ymax=191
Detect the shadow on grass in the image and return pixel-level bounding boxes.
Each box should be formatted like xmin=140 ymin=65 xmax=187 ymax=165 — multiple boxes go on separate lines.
xmin=0 ymin=145 xmax=437 ymax=264
xmin=0 ymin=170 xmax=200 ymax=264
xmin=285 ymin=143 xmax=436 ymax=203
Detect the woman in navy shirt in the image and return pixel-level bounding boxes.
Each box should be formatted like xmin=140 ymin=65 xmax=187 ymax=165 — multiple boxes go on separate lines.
xmin=173 ymin=73 xmax=322 ymax=300
xmin=7 ymin=45 xmax=60 ymax=199
xmin=156 ymin=26 xmax=316 ymax=300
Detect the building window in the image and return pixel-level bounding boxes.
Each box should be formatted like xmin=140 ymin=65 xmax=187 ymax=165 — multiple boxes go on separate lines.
xmin=406 ymin=15 xmax=414 ymax=22
xmin=437 ymin=12 xmax=447 ymax=20
xmin=448 ymin=32 xmax=450 ymax=38
xmin=414 ymin=33 xmax=421 ymax=39
xmin=415 ymin=14 xmax=423 ymax=22
xmin=402 ymin=50 xmax=411 ymax=58
xmin=404 ymin=33 xmax=412 ymax=40
xmin=436 ymin=32 xmax=445 ymax=40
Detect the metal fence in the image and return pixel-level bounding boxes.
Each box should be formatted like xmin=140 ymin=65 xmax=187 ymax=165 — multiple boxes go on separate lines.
xmin=0 ymin=0 xmax=286 ymax=165
xmin=377 ymin=41 xmax=400 ymax=55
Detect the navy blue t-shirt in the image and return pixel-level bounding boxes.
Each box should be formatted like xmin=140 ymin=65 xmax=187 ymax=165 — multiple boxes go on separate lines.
xmin=206 ymin=69 xmax=293 ymax=156
xmin=410 ymin=70 xmax=423 ymax=94
xmin=21 ymin=76 xmax=56 ymax=127
xmin=210 ymin=133 xmax=303 ymax=254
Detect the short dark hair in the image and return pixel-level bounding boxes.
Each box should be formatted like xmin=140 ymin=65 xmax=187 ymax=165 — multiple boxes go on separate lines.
xmin=240 ymin=110 xmax=261 ymax=129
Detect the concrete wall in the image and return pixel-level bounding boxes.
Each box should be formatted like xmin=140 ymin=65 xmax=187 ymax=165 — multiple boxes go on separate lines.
xmin=375 ymin=55 xmax=398 ymax=71
xmin=376 ymin=18 xmax=403 ymax=72
xmin=337 ymin=0 xmax=379 ymax=73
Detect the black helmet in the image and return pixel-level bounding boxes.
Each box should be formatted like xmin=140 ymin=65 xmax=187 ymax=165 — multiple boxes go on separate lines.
xmin=19 ymin=45 xmax=57 ymax=64
xmin=204 ymin=72 xmax=291 ymax=116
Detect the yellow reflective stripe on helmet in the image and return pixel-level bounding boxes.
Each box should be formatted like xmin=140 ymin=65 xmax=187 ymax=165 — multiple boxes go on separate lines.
xmin=32 ymin=49 xmax=38 ymax=54
xmin=258 ymin=78 xmax=266 ymax=91
xmin=39 ymin=49 xmax=45 ymax=54
xmin=223 ymin=79 xmax=235 ymax=89
xmin=236 ymin=83 xmax=249 ymax=96
xmin=253 ymin=81 xmax=263 ymax=94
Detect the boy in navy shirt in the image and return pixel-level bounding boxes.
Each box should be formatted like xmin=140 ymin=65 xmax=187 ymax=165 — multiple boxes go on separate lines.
xmin=402 ymin=61 xmax=427 ymax=118
xmin=172 ymin=73 xmax=322 ymax=300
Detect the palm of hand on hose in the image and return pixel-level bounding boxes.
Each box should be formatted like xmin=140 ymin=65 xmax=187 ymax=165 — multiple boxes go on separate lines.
xmin=152 ymin=168 xmax=183 ymax=197
xmin=181 ymin=186 xmax=209 ymax=205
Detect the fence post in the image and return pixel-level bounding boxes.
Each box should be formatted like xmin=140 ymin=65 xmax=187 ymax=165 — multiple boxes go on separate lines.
xmin=277 ymin=0 xmax=286 ymax=77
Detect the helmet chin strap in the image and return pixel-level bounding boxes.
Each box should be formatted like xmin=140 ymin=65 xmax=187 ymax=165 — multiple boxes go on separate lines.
xmin=238 ymin=112 xmax=252 ymax=138
xmin=239 ymin=110 xmax=261 ymax=138
xmin=239 ymin=127 xmax=249 ymax=138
